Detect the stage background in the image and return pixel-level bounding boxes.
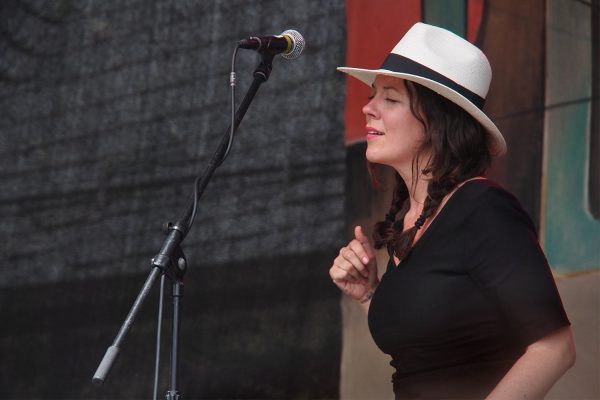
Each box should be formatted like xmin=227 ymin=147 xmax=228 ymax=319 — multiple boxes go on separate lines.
xmin=0 ymin=0 xmax=346 ymax=398
xmin=1 ymin=0 xmax=598 ymax=399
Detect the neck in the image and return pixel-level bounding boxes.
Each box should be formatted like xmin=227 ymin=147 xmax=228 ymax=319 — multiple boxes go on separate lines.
xmin=397 ymin=167 xmax=429 ymax=217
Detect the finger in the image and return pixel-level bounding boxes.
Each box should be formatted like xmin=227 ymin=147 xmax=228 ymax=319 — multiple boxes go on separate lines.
xmin=330 ymin=265 xmax=361 ymax=284
xmin=338 ymin=261 xmax=365 ymax=283
xmin=354 ymin=226 xmax=375 ymax=259
xmin=330 ymin=266 xmax=358 ymax=283
xmin=332 ymin=256 xmax=365 ymax=283
xmin=346 ymin=241 xmax=370 ymax=277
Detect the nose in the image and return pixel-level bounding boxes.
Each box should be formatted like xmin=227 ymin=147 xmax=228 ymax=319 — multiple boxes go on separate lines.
xmin=362 ymin=96 xmax=378 ymax=120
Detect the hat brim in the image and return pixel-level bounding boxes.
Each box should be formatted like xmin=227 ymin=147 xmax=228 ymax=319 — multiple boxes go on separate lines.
xmin=337 ymin=66 xmax=506 ymax=157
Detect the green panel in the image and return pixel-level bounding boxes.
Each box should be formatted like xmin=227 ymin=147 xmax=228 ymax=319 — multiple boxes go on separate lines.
xmin=423 ymin=0 xmax=466 ymax=37
xmin=543 ymin=0 xmax=600 ymax=273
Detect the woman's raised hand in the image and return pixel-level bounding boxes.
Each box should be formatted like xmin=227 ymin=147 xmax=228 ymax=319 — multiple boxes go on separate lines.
xmin=330 ymin=226 xmax=379 ymax=302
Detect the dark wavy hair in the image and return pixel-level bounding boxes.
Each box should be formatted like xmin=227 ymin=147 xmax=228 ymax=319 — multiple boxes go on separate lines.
xmin=371 ymin=80 xmax=492 ymax=262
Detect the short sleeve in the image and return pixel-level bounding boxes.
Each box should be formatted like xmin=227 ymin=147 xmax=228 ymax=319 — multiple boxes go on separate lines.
xmin=465 ymin=185 xmax=570 ymax=347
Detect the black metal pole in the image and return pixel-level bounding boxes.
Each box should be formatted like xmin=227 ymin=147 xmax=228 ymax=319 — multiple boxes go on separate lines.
xmin=152 ymin=273 xmax=166 ymax=400
xmin=166 ymin=281 xmax=183 ymax=400
xmin=160 ymin=57 xmax=274 ymax=398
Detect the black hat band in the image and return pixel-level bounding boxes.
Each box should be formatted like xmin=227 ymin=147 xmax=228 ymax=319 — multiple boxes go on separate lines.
xmin=380 ymin=53 xmax=486 ymax=110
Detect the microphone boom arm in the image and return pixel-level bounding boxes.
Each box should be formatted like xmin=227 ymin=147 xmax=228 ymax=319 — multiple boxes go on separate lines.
xmin=92 ymin=50 xmax=277 ymax=399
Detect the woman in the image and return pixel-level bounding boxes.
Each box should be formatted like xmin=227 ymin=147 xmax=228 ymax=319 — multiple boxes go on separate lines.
xmin=330 ymin=23 xmax=575 ymax=399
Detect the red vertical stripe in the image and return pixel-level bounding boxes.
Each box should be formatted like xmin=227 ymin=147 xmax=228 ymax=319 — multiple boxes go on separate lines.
xmin=467 ymin=0 xmax=485 ymax=43
xmin=344 ymin=0 xmax=421 ymax=144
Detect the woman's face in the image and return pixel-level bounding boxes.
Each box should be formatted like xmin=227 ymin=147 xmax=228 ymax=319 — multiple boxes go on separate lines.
xmin=362 ymin=75 xmax=426 ymax=173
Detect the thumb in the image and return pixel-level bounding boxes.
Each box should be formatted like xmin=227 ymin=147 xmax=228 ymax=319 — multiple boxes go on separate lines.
xmin=354 ymin=225 xmax=375 ymax=258
xmin=355 ymin=225 xmax=379 ymax=286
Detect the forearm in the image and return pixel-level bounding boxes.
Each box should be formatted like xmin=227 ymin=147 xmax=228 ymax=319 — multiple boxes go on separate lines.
xmin=486 ymin=327 xmax=576 ymax=399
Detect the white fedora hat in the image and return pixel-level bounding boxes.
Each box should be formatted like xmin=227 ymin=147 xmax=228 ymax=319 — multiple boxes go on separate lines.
xmin=338 ymin=22 xmax=506 ymax=156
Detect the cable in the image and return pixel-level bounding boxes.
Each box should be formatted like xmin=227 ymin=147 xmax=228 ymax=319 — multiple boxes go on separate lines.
xmin=220 ymin=44 xmax=240 ymax=165
xmin=186 ymin=45 xmax=240 ymax=231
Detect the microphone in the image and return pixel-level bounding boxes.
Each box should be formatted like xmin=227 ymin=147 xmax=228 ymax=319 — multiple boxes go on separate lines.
xmin=237 ymin=29 xmax=305 ymax=59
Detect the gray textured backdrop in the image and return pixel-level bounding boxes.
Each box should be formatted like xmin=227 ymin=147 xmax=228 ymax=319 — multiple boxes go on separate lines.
xmin=0 ymin=0 xmax=346 ymax=398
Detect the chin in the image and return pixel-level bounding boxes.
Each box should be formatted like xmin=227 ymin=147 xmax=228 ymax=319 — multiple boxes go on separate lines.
xmin=364 ymin=149 xmax=380 ymax=164
xmin=365 ymin=148 xmax=391 ymax=166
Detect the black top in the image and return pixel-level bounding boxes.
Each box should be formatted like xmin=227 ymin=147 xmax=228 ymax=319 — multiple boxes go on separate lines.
xmin=368 ymin=179 xmax=570 ymax=399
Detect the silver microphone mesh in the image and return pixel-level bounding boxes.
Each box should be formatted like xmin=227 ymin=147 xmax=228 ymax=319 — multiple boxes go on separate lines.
xmin=281 ymin=29 xmax=305 ymax=60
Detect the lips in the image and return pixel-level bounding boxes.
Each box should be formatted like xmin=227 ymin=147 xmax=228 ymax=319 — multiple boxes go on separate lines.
xmin=366 ymin=127 xmax=384 ymax=138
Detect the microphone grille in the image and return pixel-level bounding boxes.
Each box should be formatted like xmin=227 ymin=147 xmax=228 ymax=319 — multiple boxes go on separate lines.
xmin=281 ymin=29 xmax=305 ymax=60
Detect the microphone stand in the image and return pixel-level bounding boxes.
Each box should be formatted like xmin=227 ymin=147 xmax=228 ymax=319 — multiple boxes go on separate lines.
xmin=92 ymin=51 xmax=277 ymax=400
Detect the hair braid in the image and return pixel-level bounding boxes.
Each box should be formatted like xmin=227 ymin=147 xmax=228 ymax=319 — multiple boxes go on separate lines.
xmin=372 ymin=173 xmax=408 ymax=250
xmin=382 ymin=177 xmax=461 ymax=262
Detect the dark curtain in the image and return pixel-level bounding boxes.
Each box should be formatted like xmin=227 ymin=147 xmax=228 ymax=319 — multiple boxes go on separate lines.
xmin=0 ymin=1 xmax=346 ymax=398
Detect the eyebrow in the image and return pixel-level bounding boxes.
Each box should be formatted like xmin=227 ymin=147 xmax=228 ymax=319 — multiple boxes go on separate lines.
xmin=370 ymin=84 xmax=401 ymax=93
